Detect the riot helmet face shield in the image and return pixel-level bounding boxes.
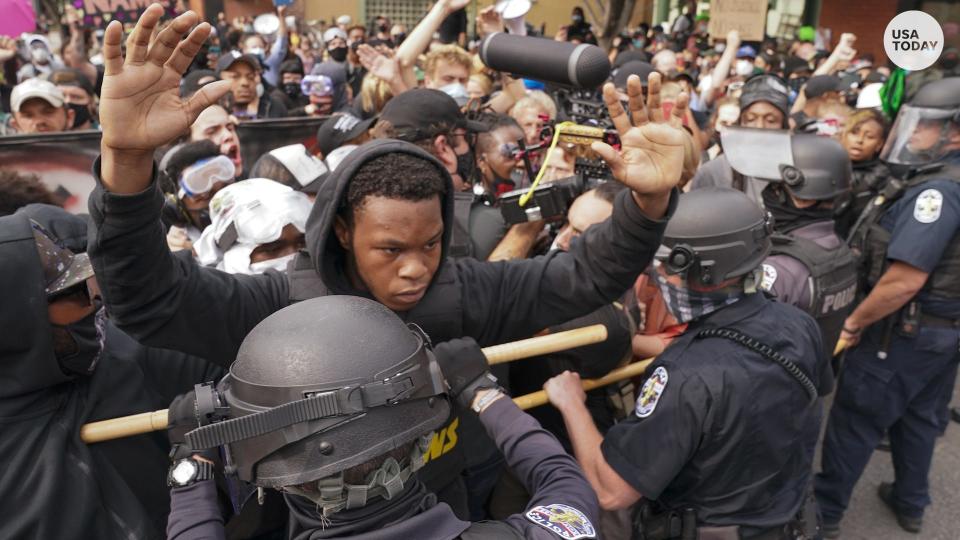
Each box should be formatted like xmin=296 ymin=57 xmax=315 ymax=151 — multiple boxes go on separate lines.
xmin=880 ymin=105 xmax=960 ymax=166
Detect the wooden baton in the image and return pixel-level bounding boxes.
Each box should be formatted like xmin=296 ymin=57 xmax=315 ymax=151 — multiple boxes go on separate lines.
xmin=80 ymin=324 xmax=610 ymax=444
xmin=513 ymin=357 xmax=655 ymax=411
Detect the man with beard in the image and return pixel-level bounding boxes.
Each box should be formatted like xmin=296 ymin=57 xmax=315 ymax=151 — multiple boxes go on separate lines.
xmin=0 ymin=204 xmax=221 ymax=539
xmin=85 ymin=5 xmax=687 ymax=521
xmin=10 ymin=78 xmax=75 ymax=133
xmin=215 ymin=51 xmax=287 ymax=120
xmin=51 ymin=68 xmax=99 ymax=130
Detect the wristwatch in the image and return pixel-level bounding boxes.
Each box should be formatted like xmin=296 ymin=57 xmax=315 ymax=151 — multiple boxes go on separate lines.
xmin=167 ymin=457 xmax=214 ymax=488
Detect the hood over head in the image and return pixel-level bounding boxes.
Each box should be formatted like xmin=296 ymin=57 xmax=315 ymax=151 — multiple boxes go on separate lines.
xmin=0 ymin=205 xmax=91 ymax=397
xmin=305 ymin=139 xmax=454 ymax=297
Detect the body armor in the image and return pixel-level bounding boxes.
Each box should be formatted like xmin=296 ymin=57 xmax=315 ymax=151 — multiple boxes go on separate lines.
xmin=770 ymin=234 xmax=858 ymax=358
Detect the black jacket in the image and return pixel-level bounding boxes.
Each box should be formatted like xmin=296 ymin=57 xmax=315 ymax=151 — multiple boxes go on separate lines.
xmin=0 ymin=206 xmax=223 ymax=540
xmin=87 ymin=138 xmax=675 ymax=364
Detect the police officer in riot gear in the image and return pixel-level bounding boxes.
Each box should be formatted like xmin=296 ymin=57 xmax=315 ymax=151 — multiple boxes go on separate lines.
xmin=816 ymin=77 xmax=960 ymax=537
xmin=166 ymin=296 xmax=601 ymax=539
xmin=724 ymin=129 xmax=858 ymax=362
xmin=545 ymin=188 xmax=830 ymax=540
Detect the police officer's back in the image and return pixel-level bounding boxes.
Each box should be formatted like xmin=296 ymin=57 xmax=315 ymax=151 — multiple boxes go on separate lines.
xmin=545 ymin=188 xmax=830 ymax=539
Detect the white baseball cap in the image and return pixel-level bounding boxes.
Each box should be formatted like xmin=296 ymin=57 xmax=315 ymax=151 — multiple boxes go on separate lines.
xmin=11 ymin=78 xmax=65 ymax=113
xmin=323 ymin=27 xmax=348 ymax=44
xmin=336 ymin=15 xmax=352 ymax=26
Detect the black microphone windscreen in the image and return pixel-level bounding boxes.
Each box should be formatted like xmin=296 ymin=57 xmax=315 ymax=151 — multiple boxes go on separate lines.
xmin=479 ymin=33 xmax=611 ymax=89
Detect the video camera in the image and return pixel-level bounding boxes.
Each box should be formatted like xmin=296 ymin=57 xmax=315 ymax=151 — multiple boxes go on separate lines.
xmin=499 ymin=173 xmax=598 ymax=225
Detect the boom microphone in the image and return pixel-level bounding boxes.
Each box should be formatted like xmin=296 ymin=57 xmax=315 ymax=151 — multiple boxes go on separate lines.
xmin=479 ymin=33 xmax=611 ymax=89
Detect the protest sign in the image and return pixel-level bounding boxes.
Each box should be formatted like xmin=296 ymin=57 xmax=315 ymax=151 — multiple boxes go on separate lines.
xmin=707 ymin=0 xmax=768 ymax=41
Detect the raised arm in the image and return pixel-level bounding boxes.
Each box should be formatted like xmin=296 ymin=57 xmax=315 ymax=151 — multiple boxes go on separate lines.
xmin=461 ymin=73 xmax=687 ymax=344
xmin=704 ymin=30 xmax=740 ymax=107
xmin=88 ymin=5 xmax=287 ymax=364
xmin=395 ymin=0 xmax=470 ymax=87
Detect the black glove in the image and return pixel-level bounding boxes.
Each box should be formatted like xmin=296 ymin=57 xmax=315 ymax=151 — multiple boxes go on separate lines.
xmin=433 ymin=337 xmax=502 ymax=410
xmin=167 ymin=390 xmax=199 ymax=460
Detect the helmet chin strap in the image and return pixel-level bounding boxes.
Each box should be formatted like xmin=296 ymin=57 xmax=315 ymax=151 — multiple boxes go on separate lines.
xmin=282 ymin=434 xmax=433 ymax=518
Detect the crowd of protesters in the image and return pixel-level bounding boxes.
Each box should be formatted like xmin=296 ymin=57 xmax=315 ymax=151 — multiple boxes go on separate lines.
xmin=2 ymin=1 xmax=960 ymax=539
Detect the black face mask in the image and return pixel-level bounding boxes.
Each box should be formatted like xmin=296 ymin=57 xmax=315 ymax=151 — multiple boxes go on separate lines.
xmin=68 ymin=102 xmax=91 ymax=128
xmin=761 ymin=184 xmax=833 ymax=234
xmin=329 ymin=46 xmax=348 ymax=62
xmin=283 ymin=82 xmax=302 ymax=98
xmin=455 ymin=148 xmax=475 ymax=187
xmin=54 ymin=304 xmax=106 ymax=377
xmin=377 ymin=23 xmax=389 ymax=33
xmin=393 ymin=33 xmax=407 ymax=45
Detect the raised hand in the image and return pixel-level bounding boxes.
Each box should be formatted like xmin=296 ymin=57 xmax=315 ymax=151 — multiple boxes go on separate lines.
xmin=591 ymin=72 xmax=687 ymax=216
xmin=0 ymin=36 xmax=16 ymax=63
xmin=100 ymin=5 xmax=229 ymax=154
xmin=357 ymin=44 xmax=398 ymax=82
xmin=477 ymin=6 xmax=504 ymax=37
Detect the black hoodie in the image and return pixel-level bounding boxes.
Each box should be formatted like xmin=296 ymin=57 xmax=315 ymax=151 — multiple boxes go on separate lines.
xmin=88 ymin=138 xmax=674 ymax=358
xmin=88 ymin=138 xmax=674 ymax=512
xmin=0 ymin=205 xmax=223 ymax=539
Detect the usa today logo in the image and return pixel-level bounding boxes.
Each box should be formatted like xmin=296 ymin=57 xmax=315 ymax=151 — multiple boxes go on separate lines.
xmin=884 ymin=11 xmax=944 ymax=71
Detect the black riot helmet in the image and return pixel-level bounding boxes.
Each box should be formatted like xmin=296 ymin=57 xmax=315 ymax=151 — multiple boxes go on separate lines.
xmin=880 ymin=77 xmax=960 ymax=166
xmin=184 ymin=296 xmax=449 ymax=489
xmin=655 ymin=187 xmax=773 ymax=286
xmin=722 ymin=127 xmax=852 ymax=201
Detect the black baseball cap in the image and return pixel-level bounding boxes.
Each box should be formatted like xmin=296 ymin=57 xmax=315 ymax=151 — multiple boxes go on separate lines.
xmin=316 ymin=113 xmax=378 ymax=157
xmin=216 ymin=51 xmax=261 ymax=76
xmin=783 ymin=56 xmax=812 ymax=78
xmin=804 ymin=75 xmax=845 ymax=99
xmin=613 ymin=61 xmax=656 ymax=89
xmin=379 ymin=89 xmax=488 ymax=142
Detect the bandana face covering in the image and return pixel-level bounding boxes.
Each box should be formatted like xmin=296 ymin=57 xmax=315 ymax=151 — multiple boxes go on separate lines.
xmin=55 ymin=304 xmax=107 ymax=376
xmin=651 ymin=265 xmax=743 ymax=324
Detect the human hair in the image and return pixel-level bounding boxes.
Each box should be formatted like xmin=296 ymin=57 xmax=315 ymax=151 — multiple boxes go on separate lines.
xmin=370 ymin=118 xmax=459 ymax=150
xmin=424 ymin=44 xmax=472 ymax=79
xmin=347 ymin=24 xmax=366 ymax=36
xmin=341 ymin=153 xmax=448 ymax=225
xmin=249 ymin=153 xmax=300 ymax=189
xmin=522 ymin=90 xmax=558 ymax=119
xmin=843 ymin=108 xmax=889 ymax=140
xmin=468 ymin=73 xmax=493 ymax=96
xmin=476 ymin=113 xmax=521 ymax=155
xmin=0 ymin=170 xmax=57 ymax=216
xmin=241 ymin=32 xmax=266 ymax=49
xmin=591 ymin=181 xmax=626 ymax=205
xmin=360 ymin=73 xmax=393 ymax=115
xmin=279 ymin=58 xmax=304 ymax=76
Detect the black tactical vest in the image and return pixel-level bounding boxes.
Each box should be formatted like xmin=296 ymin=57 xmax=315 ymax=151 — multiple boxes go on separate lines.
xmin=770 ymin=234 xmax=858 ymax=359
xmin=286 ymin=251 xmax=467 ymax=502
xmin=848 ymin=165 xmax=960 ymax=304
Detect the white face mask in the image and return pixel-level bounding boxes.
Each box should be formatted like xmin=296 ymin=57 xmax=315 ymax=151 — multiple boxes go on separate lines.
xmin=439 ymin=83 xmax=469 ymax=106
xmin=248 ymin=252 xmax=296 ymax=274
xmin=735 ymin=59 xmax=754 ymax=77
xmin=256 ymin=82 xmax=265 ymax=98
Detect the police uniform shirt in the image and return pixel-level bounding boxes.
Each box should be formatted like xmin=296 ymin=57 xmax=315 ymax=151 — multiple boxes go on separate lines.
xmin=601 ymin=292 xmax=827 ymax=529
xmin=880 ymin=178 xmax=960 ymax=318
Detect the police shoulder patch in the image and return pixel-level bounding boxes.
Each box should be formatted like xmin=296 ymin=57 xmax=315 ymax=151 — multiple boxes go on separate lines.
xmin=525 ymin=504 xmax=596 ymax=539
xmin=635 ymin=366 xmax=668 ymax=418
xmin=914 ymin=189 xmax=943 ymax=224
xmin=760 ymin=263 xmax=778 ymax=291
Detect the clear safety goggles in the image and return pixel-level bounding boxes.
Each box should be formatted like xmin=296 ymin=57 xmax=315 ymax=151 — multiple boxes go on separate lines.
xmin=301 ymin=74 xmax=334 ymax=97
xmin=879 ymin=105 xmax=960 ymax=165
xmin=178 ymin=155 xmax=236 ymax=198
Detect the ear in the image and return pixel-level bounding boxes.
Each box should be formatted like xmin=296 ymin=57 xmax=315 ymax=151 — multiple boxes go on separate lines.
xmin=433 ymin=134 xmax=457 ymax=174
xmin=64 ymin=107 xmax=75 ymax=127
xmin=334 ymin=215 xmax=352 ymax=251
xmin=9 ymin=116 xmax=19 ymax=131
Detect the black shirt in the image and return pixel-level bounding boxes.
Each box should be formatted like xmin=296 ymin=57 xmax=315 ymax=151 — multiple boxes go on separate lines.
xmin=602 ymin=292 xmax=828 ymax=529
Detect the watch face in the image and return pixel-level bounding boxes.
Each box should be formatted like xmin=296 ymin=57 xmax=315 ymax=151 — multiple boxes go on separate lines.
xmin=172 ymin=460 xmax=198 ymax=484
